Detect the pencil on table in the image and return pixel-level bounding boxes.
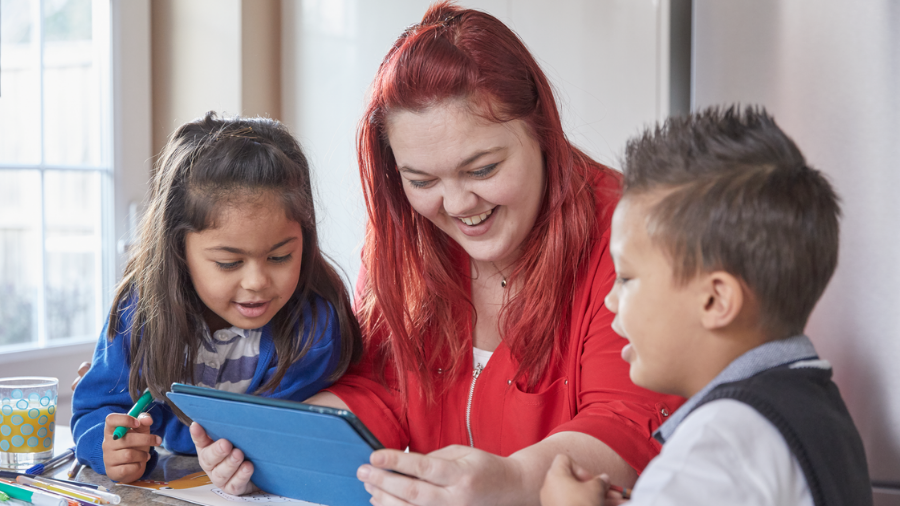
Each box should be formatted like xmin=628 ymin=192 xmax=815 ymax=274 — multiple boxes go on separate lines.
xmin=66 ymin=459 xmax=85 ymax=480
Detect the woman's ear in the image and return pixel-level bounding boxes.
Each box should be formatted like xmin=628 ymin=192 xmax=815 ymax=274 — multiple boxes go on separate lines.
xmin=699 ymin=271 xmax=744 ymax=330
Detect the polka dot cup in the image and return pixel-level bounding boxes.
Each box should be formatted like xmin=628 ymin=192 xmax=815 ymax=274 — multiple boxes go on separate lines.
xmin=0 ymin=377 xmax=57 ymax=470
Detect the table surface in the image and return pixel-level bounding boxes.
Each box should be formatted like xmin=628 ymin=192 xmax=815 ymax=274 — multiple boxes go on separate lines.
xmin=45 ymin=426 xmax=204 ymax=506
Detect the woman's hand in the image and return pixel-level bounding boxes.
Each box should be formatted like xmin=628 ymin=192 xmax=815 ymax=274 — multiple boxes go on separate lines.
xmin=539 ymin=454 xmax=611 ymax=506
xmin=358 ymin=445 xmax=526 ymax=506
xmin=102 ymin=412 xmax=160 ymax=483
xmin=358 ymin=432 xmax=634 ymax=506
xmin=189 ymin=422 xmax=258 ymax=495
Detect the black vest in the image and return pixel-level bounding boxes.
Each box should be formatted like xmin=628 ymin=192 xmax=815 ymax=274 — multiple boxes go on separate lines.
xmin=694 ymin=365 xmax=872 ymax=506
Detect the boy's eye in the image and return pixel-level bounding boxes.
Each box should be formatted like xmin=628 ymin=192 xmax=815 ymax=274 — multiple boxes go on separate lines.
xmin=471 ymin=163 xmax=498 ymax=178
xmin=215 ymin=261 xmax=241 ymax=270
xmin=270 ymin=254 xmax=292 ymax=263
xmin=615 ymin=276 xmax=630 ymax=284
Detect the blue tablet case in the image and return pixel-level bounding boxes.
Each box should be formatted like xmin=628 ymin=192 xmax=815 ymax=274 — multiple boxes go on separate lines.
xmin=166 ymin=383 xmax=382 ymax=506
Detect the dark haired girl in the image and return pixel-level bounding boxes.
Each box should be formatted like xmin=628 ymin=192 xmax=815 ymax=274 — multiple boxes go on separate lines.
xmin=71 ymin=113 xmax=361 ymax=484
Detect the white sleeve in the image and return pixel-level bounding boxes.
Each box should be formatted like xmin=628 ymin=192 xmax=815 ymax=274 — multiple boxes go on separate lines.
xmin=627 ymin=399 xmax=813 ymax=506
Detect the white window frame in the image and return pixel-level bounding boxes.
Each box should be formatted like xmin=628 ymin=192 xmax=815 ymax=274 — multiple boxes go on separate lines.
xmin=0 ymin=0 xmax=151 ymax=375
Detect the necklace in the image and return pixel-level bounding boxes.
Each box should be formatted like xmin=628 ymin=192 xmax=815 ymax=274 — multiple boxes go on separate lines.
xmin=491 ymin=261 xmax=508 ymax=288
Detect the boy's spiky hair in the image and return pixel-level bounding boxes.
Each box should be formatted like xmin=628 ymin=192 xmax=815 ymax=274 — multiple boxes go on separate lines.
xmin=622 ymin=105 xmax=841 ymax=338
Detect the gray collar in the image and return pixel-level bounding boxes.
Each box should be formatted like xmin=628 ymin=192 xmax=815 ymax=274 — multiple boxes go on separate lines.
xmin=654 ymin=334 xmax=819 ymax=443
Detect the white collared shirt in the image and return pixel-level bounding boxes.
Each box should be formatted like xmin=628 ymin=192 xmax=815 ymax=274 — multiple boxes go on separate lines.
xmin=630 ymin=399 xmax=813 ymax=506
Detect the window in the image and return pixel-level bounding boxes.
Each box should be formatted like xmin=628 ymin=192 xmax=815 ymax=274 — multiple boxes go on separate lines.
xmin=0 ymin=0 xmax=111 ymax=350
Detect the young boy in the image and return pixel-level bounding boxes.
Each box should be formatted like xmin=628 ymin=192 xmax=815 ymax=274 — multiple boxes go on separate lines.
xmin=541 ymin=107 xmax=872 ymax=506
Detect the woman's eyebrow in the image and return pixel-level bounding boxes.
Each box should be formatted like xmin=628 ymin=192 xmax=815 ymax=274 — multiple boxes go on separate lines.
xmin=398 ymin=147 xmax=504 ymax=174
xmin=456 ymin=147 xmax=502 ymax=168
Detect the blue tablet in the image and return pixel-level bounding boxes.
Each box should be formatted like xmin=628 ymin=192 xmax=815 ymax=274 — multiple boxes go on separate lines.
xmin=166 ymin=383 xmax=382 ymax=506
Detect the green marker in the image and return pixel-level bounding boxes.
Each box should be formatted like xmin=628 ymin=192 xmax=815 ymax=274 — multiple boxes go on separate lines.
xmin=0 ymin=490 xmax=8 ymax=501
xmin=0 ymin=481 xmax=66 ymax=506
xmin=112 ymin=388 xmax=153 ymax=440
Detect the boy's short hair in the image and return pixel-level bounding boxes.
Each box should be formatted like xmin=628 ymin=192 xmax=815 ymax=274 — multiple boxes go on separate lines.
xmin=621 ymin=105 xmax=840 ymax=338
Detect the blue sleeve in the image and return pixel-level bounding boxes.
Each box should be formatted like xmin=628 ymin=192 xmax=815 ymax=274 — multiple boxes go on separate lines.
xmin=257 ymin=297 xmax=342 ymax=402
xmin=70 ymin=303 xmax=187 ymax=479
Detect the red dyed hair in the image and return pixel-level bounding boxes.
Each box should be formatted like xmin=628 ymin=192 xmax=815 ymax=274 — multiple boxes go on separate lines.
xmin=356 ymin=2 xmax=618 ymax=402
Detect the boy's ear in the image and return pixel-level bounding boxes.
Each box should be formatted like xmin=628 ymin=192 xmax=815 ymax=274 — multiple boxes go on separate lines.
xmin=699 ymin=271 xmax=744 ymax=330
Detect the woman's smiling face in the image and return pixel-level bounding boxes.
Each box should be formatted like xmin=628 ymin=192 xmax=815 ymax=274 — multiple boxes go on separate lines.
xmin=386 ymin=101 xmax=546 ymax=267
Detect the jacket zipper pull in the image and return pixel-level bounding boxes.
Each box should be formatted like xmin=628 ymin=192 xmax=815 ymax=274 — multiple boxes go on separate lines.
xmin=466 ymin=363 xmax=484 ymax=447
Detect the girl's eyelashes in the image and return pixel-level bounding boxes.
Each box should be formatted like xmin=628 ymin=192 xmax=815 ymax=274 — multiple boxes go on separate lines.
xmin=269 ymin=254 xmax=292 ymax=263
xmin=214 ymin=254 xmax=292 ymax=270
xmin=615 ymin=275 xmax=631 ymax=284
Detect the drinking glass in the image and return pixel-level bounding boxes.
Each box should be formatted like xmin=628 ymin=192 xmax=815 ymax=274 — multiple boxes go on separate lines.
xmin=0 ymin=377 xmax=58 ymax=469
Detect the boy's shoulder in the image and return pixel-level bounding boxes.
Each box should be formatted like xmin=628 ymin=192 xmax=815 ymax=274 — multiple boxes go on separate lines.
xmin=691 ymin=362 xmax=873 ymax=506
xmin=639 ymin=398 xmax=813 ymax=505
xmin=697 ymin=360 xmax=847 ymax=425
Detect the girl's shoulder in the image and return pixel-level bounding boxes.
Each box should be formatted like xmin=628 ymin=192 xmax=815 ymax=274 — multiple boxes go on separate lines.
xmin=107 ymin=288 xmax=141 ymax=337
xmin=260 ymin=292 xmax=340 ymax=344
xmin=300 ymin=292 xmax=339 ymax=322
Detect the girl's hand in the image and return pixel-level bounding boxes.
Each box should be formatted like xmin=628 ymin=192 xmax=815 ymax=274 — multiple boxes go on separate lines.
xmin=189 ymin=422 xmax=259 ymax=495
xmin=539 ymin=454 xmax=609 ymax=506
xmin=102 ymin=412 xmax=160 ymax=483
xmin=357 ymin=445 xmax=526 ymax=506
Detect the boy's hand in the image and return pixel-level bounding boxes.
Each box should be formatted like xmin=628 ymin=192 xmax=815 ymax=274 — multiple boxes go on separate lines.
xmin=190 ymin=422 xmax=258 ymax=496
xmin=102 ymin=412 xmax=160 ymax=483
xmin=540 ymin=454 xmax=610 ymax=506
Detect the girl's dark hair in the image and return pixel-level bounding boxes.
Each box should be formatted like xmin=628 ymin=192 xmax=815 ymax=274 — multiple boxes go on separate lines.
xmin=111 ymin=112 xmax=362 ymax=411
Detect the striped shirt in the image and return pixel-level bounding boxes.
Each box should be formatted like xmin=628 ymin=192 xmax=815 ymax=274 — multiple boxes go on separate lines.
xmin=194 ymin=325 xmax=262 ymax=393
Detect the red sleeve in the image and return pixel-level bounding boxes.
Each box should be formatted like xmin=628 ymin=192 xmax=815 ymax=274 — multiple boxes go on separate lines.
xmin=324 ymin=264 xmax=410 ymax=450
xmin=549 ymin=227 xmax=684 ymax=473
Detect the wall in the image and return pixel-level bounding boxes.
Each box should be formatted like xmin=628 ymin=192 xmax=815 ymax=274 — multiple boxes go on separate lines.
xmin=242 ymin=1 xmax=282 ymax=119
xmin=151 ymin=0 xmax=281 ymax=156
xmin=693 ymin=0 xmax=900 ymax=501
xmin=151 ymin=0 xmax=241 ymax=155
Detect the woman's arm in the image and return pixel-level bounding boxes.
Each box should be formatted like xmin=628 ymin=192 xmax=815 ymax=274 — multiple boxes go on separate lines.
xmin=304 ymin=391 xmax=350 ymax=409
xmin=512 ymin=432 xmax=637 ymax=492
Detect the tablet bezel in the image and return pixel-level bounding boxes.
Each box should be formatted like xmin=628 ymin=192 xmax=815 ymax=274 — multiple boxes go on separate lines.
xmin=168 ymin=382 xmax=384 ymax=450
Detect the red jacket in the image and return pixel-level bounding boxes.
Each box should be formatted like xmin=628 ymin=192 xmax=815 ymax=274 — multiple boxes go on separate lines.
xmin=327 ymin=175 xmax=684 ymax=473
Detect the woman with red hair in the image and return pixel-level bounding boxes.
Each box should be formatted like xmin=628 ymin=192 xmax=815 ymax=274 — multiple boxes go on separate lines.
xmin=192 ymin=2 xmax=682 ymax=503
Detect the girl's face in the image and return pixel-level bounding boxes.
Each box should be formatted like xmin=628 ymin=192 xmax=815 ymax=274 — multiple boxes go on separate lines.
xmin=184 ymin=195 xmax=304 ymax=333
xmin=386 ymin=100 xmax=546 ymax=268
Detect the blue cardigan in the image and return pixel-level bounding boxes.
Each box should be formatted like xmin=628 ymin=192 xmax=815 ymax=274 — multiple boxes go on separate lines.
xmin=70 ymin=296 xmax=342 ymax=479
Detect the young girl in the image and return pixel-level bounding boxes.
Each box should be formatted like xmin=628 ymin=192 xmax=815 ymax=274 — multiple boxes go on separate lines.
xmin=70 ymin=112 xmax=362 ymax=484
